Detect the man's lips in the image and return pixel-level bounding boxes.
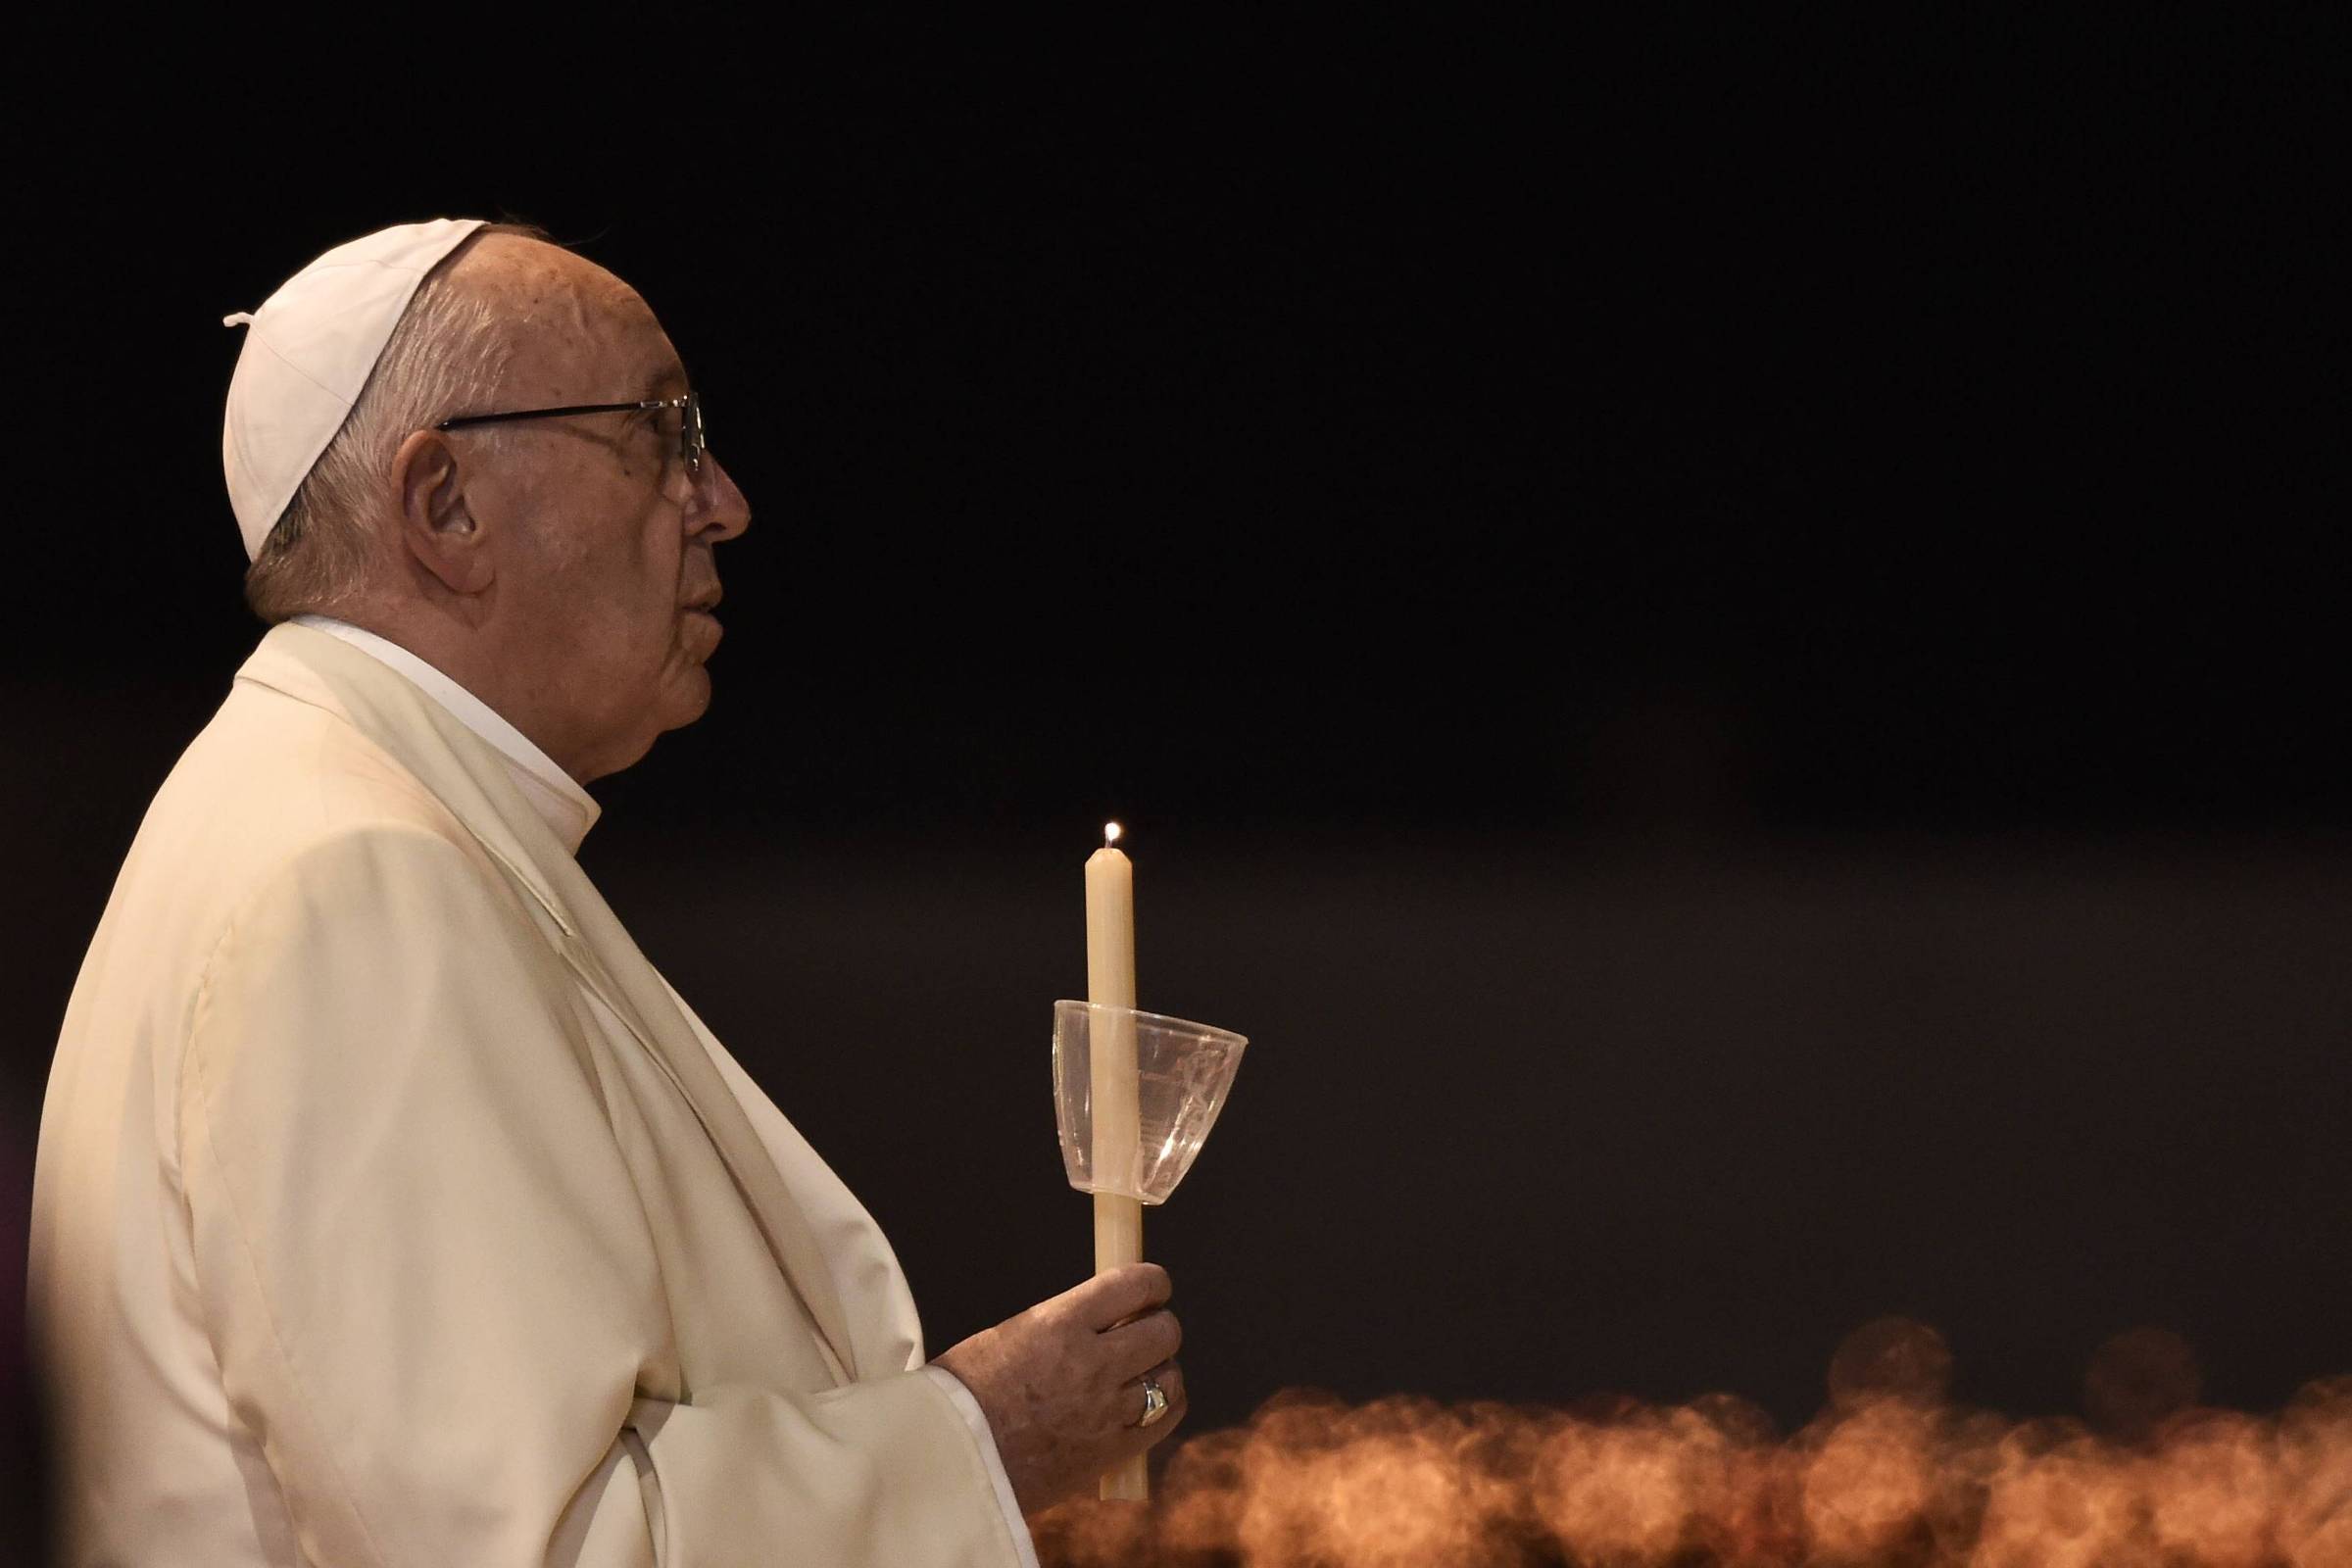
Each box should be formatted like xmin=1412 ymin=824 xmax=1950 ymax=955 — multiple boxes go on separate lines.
xmin=683 ymin=599 xmax=723 ymax=651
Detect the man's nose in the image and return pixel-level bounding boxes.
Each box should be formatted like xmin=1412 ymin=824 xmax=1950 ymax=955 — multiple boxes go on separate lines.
xmin=688 ymin=452 xmax=751 ymax=543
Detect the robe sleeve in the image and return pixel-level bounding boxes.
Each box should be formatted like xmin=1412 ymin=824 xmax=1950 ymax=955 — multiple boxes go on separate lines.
xmin=179 ymin=824 xmax=1029 ymax=1568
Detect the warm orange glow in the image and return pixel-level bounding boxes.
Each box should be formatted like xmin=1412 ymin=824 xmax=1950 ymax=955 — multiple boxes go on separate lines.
xmin=1031 ymin=1324 xmax=2352 ymax=1567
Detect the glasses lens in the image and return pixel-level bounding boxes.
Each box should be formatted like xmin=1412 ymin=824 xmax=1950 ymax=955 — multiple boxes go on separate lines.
xmin=683 ymin=391 xmax=706 ymax=473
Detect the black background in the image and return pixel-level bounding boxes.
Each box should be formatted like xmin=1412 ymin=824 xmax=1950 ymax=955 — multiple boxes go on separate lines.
xmin=4 ymin=13 xmax=2346 ymax=1505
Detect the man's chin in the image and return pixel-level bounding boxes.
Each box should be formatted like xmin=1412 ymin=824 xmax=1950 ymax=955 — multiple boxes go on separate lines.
xmin=658 ymin=664 xmax=715 ymax=731
xmin=589 ymin=676 xmax=711 ymax=783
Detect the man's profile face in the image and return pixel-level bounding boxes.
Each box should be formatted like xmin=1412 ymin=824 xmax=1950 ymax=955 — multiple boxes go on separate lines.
xmin=455 ymin=240 xmax=752 ymax=782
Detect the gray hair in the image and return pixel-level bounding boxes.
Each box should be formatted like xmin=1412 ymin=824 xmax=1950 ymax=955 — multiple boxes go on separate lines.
xmin=242 ymin=220 xmax=554 ymax=623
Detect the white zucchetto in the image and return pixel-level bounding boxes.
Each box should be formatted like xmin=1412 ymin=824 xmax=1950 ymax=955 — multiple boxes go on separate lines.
xmin=220 ymin=218 xmax=488 ymax=562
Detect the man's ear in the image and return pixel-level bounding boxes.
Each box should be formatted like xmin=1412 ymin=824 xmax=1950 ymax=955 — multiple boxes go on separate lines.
xmin=391 ymin=428 xmax=494 ymax=596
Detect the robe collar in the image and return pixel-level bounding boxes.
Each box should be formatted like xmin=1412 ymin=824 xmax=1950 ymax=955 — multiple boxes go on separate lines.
xmin=287 ymin=614 xmax=600 ymax=856
xmin=232 ymin=619 xmax=862 ymax=1384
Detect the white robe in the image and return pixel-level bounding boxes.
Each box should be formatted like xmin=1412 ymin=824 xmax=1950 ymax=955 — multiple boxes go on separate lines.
xmin=28 ymin=619 xmax=1042 ymax=1567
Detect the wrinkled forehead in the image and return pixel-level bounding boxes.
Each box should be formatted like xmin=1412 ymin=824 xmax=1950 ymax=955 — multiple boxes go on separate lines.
xmin=472 ymin=238 xmax=686 ymax=402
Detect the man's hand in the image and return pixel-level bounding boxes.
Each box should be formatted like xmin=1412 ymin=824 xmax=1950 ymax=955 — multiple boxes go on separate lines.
xmin=933 ymin=1263 xmax=1187 ymax=1514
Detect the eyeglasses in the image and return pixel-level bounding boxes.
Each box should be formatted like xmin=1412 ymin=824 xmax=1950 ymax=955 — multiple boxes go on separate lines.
xmin=436 ymin=390 xmax=706 ymax=477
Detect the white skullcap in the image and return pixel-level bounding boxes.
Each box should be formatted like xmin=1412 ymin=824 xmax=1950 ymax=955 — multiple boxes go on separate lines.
xmin=220 ymin=218 xmax=490 ymax=562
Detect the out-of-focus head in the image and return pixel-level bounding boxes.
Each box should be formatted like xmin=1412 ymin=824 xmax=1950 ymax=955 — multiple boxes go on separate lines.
xmin=223 ymin=220 xmax=751 ymax=782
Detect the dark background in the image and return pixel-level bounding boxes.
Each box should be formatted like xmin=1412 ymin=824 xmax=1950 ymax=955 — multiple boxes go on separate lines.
xmin=4 ymin=11 xmax=2345 ymax=1509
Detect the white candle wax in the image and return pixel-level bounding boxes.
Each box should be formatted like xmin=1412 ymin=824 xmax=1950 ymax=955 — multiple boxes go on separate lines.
xmin=1085 ymin=824 xmax=1149 ymax=1501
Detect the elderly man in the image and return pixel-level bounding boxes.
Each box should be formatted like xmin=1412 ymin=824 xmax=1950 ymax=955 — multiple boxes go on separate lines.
xmin=27 ymin=219 xmax=1185 ymax=1566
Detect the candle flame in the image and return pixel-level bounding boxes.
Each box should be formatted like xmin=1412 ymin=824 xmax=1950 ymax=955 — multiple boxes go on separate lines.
xmin=1104 ymin=821 xmax=1123 ymax=847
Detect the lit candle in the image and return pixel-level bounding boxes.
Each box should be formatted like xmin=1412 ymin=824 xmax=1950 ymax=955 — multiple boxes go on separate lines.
xmin=1085 ymin=821 xmax=1149 ymax=1501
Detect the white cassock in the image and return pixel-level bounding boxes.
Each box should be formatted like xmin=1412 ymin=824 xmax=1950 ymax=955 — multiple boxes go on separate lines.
xmin=28 ymin=618 xmax=1043 ymax=1568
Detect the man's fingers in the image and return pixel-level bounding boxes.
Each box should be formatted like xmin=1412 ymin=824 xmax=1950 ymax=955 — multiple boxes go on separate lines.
xmin=1101 ymin=1306 xmax=1182 ymax=1375
xmin=1073 ymin=1262 xmax=1172 ymax=1330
